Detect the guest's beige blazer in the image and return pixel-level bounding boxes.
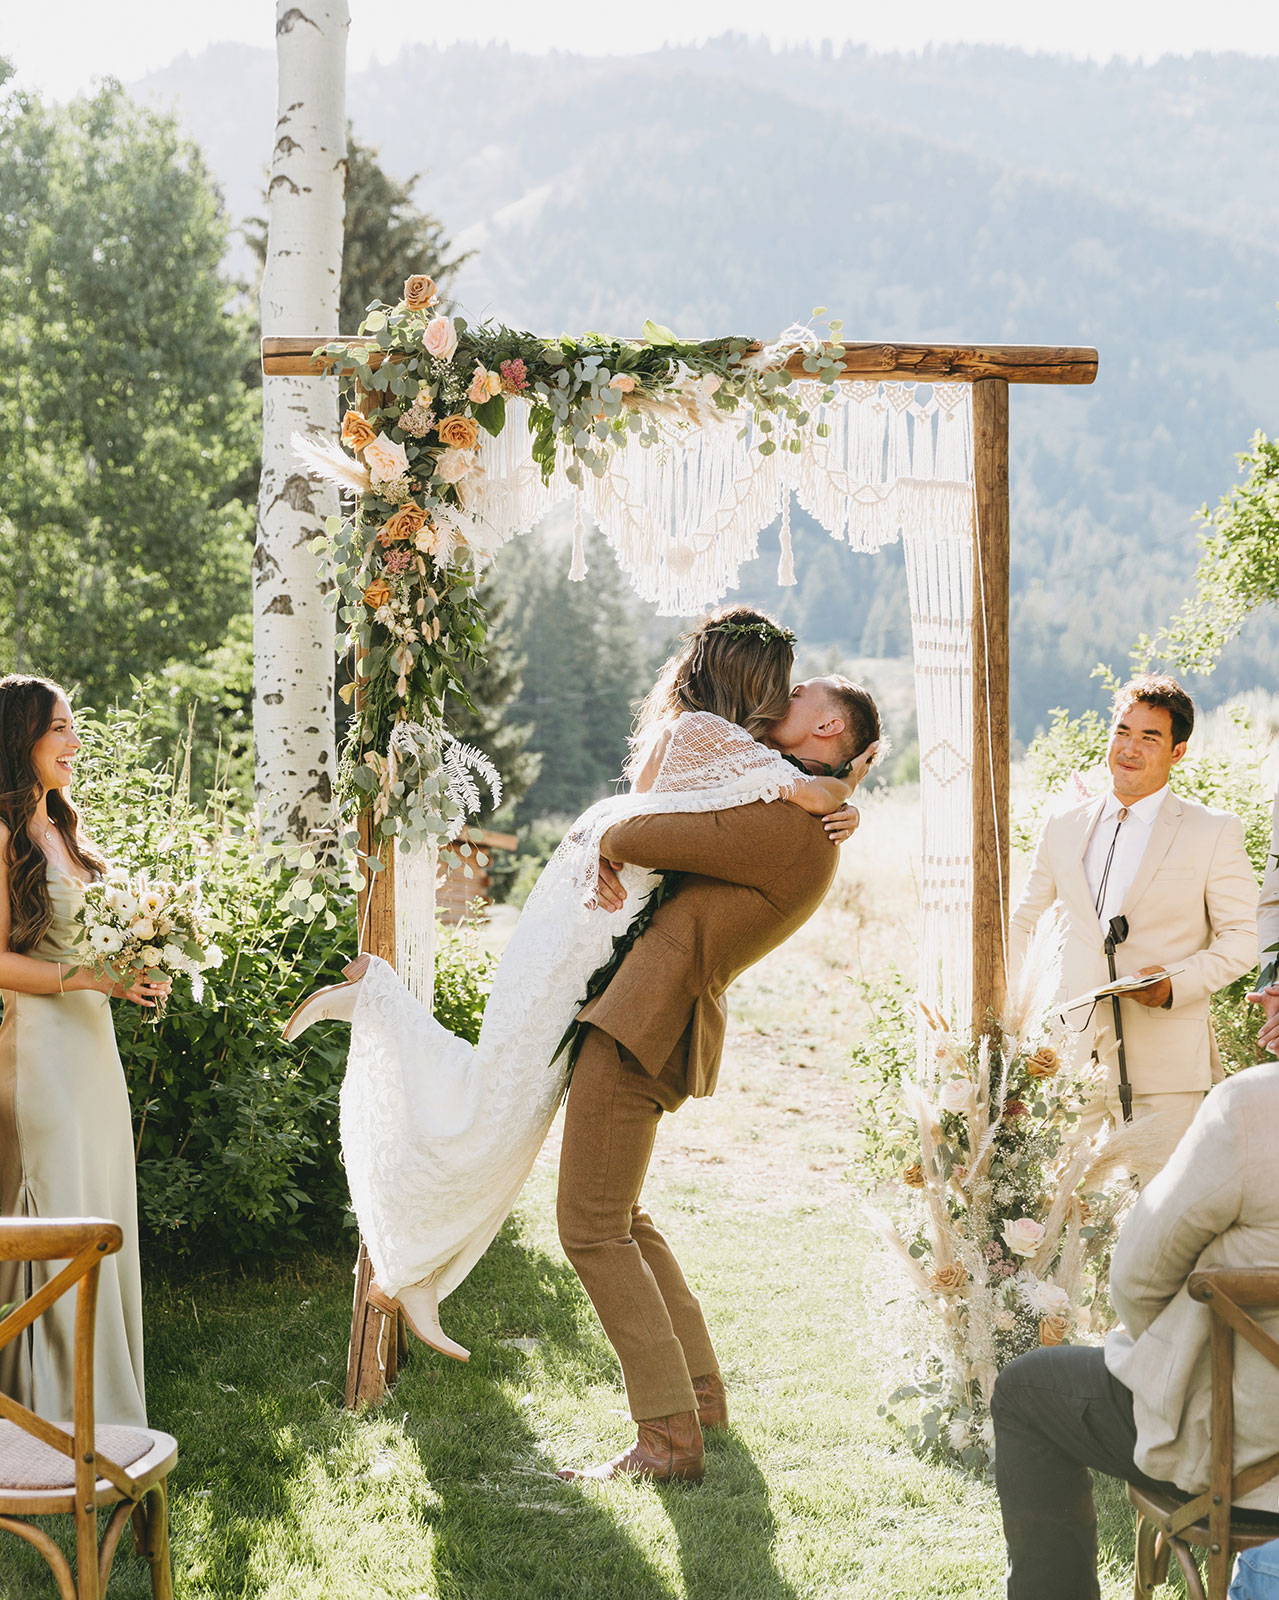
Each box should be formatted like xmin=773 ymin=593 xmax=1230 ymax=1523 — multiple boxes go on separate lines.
xmin=1104 ymin=1062 xmax=1279 ymax=1510
xmin=1009 ymin=792 xmax=1258 ymax=1094
xmin=1260 ymin=788 xmax=1279 ymax=986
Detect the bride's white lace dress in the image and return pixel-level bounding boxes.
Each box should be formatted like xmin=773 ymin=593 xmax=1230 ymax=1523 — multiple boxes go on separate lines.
xmin=340 ymin=711 xmax=801 ymax=1301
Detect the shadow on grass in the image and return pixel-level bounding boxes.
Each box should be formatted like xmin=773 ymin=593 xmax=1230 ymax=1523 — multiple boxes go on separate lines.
xmin=663 ymin=1429 xmax=800 ymax=1600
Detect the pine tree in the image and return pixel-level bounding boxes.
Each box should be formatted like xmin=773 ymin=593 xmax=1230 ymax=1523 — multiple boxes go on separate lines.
xmin=445 ymin=588 xmax=540 ymax=818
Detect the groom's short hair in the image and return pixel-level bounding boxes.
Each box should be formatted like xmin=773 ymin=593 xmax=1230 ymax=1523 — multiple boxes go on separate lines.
xmin=1114 ymin=674 xmax=1195 ymax=749
xmin=824 ymin=677 xmax=880 ymax=765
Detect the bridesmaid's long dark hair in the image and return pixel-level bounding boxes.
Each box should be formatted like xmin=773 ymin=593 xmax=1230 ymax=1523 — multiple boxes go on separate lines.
xmin=0 ymin=675 xmax=103 ymax=953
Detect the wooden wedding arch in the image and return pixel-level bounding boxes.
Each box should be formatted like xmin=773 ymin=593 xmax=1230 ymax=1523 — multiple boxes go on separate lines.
xmin=262 ymin=333 xmax=1099 ymax=1405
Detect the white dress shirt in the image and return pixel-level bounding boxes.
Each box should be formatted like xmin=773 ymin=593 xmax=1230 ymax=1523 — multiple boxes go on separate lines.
xmin=1083 ymin=785 xmax=1170 ymax=929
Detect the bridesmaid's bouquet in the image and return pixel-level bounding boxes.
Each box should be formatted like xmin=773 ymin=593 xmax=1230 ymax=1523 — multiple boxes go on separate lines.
xmin=75 ymin=867 xmax=224 ymax=1008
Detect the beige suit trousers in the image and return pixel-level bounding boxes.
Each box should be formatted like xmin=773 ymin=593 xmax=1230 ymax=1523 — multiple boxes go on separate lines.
xmin=556 ymin=1027 xmax=718 ymax=1421
xmin=1079 ymin=1087 xmax=1204 ymax=1183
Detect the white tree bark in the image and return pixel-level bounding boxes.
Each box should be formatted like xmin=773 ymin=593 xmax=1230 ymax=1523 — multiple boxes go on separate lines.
xmin=254 ymin=0 xmax=349 ymax=842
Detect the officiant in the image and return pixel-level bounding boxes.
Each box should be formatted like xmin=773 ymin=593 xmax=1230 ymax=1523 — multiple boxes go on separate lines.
xmin=1009 ymin=675 xmax=1257 ymax=1178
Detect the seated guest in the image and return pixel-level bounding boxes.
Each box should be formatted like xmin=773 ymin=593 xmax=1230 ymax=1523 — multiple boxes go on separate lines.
xmin=1232 ymin=1539 xmax=1279 ymax=1599
xmin=1250 ymin=785 xmax=1278 ymax=1058
xmin=1010 ymin=674 xmax=1257 ymax=1178
xmin=991 ymin=1058 xmax=1279 ymax=1600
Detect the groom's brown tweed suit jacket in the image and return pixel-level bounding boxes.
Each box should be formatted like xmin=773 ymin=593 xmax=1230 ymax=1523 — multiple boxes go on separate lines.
xmin=577 ymin=801 xmax=837 ymax=1098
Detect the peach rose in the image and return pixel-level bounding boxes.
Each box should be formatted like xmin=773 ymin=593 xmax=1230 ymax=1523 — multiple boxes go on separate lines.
xmin=422 ymin=316 xmax=459 ymax=361
xmin=902 ymin=1162 xmax=925 ymax=1189
xmin=467 ymin=365 xmax=502 ymax=404
xmin=1026 ymin=1046 xmax=1062 ymax=1079
xmin=938 ymin=1077 xmax=972 ymax=1114
xmin=437 ymin=414 xmax=480 ymax=451
xmin=1039 ymin=1314 xmax=1070 ymax=1347
xmin=363 ymin=435 xmax=410 ymax=482
xmin=379 ymin=503 xmax=428 ymax=544
xmin=930 ymin=1263 xmax=967 ymax=1294
xmin=403 ymin=274 xmax=438 ymax=310
xmin=362 ymin=579 xmax=392 ymax=609
xmin=608 ymin=373 xmax=637 ymax=393
xmin=433 ymin=448 xmax=474 ymax=485
xmin=340 ymin=410 xmax=377 ymax=452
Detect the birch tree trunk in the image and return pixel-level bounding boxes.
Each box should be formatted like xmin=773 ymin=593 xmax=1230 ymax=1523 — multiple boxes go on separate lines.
xmin=254 ymin=0 xmax=349 ymax=842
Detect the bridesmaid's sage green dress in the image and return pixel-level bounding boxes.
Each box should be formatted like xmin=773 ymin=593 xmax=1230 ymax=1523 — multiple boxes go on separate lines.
xmin=0 ymin=865 xmax=147 ymax=1425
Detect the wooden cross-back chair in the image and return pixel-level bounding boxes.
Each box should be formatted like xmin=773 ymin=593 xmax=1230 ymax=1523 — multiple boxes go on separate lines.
xmin=0 ymin=1217 xmax=177 ymax=1599
xmin=1131 ymin=1266 xmax=1279 ymax=1600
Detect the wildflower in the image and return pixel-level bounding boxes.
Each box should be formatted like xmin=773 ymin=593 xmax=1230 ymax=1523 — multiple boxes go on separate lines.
xmin=400 ymin=398 xmax=437 ymax=438
xmin=499 ymin=357 xmax=529 ymax=392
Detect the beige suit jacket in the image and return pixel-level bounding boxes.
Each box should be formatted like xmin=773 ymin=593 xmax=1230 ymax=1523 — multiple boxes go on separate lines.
xmin=1260 ymin=788 xmax=1279 ymax=987
xmin=1009 ymin=792 xmax=1258 ymax=1094
xmin=579 ymin=801 xmax=837 ymax=1099
xmin=1104 ymin=1061 xmax=1279 ymax=1509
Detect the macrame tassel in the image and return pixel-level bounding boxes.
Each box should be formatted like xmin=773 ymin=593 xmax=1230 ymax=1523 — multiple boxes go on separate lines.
xmin=568 ymin=498 xmax=588 ymax=581
xmin=777 ymin=495 xmax=796 ymax=586
xmin=394 ymin=841 xmax=439 ymax=1007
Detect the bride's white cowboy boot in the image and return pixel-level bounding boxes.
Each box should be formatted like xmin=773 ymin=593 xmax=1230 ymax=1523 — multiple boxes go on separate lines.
xmin=367 ymin=1279 xmax=470 ymax=1363
xmin=281 ymin=955 xmax=371 ymax=1042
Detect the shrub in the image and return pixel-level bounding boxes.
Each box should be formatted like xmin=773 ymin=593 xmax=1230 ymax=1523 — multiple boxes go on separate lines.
xmin=72 ymin=704 xmax=493 ymax=1260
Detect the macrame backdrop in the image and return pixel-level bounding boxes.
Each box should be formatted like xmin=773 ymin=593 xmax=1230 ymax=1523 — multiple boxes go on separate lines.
xmin=396 ymin=382 xmax=976 ymax=1072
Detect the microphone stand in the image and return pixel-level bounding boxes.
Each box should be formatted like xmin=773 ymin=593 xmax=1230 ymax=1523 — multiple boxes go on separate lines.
xmin=1103 ymin=914 xmax=1133 ymax=1123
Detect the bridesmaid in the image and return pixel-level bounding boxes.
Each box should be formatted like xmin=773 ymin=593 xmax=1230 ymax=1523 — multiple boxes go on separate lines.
xmin=0 ymin=675 xmax=168 ymax=1426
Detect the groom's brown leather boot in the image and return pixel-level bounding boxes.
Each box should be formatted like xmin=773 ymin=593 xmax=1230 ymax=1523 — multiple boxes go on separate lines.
xmin=557 ymin=1409 xmax=705 ymax=1483
xmin=692 ymin=1371 xmax=728 ymax=1431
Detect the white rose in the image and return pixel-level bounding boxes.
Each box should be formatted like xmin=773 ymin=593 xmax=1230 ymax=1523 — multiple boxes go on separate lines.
xmin=1032 ymin=1280 xmax=1072 ymax=1318
xmin=132 ymin=917 xmax=156 ymax=940
xmin=161 ymin=943 xmax=186 ymax=967
xmin=138 ymin=945 xmax=164 ymax=966
xmin=938 ymin=1077 xmax=972 ymax=1114
xmin=363 ymin=435 xmax=410 ymax=481
xmin=433 ymin=448 xmax=474 ymax=485
xmin=1002 ymin=1218 xmax=1046 ymax=1258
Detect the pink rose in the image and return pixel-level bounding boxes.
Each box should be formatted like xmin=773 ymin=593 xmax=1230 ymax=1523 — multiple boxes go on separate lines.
xmin=608 ymin=373 xmax=637 ymax=393
xmin=1002 ymin=1218 xmax=1046 ymax=1258
xmin=362 ymin=435 xmax=410 ymax=481
xmin=423 ymin=317 xmax=459 ymax=361
xmin=467 ymin=364 xmax=502 ymax=404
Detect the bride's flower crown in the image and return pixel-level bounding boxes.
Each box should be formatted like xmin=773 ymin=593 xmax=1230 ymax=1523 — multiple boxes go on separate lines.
xmin=706 ymin=619 xmax=797 ymax=647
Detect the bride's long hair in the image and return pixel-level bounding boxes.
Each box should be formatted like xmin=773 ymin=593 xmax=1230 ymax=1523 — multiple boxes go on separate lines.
xmin=0 ymin=675 xmax=104 ymax=953
xmin=628 ymin=604 xmax=795 ymax=775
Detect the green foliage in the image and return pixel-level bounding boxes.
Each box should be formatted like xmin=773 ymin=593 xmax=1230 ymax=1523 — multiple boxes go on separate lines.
xmin=846 ymin=967 xmax=916 ymax=1182
xmin=73 ymin=702 xmax=493 ymax=1259
xmin=0 ymin=78 xmax=256 ymax=702
xmin=1137 ymin=432 xmax=1279 ymax=677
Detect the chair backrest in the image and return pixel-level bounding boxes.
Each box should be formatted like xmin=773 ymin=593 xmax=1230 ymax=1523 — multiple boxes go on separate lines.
xmin=1188 ymin=1268 xmax=1279 ymax=1599
xmin=0 ymin=1217 xmax=131 ymax=1501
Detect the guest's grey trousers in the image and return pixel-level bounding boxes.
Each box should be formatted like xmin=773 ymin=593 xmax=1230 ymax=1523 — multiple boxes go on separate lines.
xmin=991 ymin=1345 xmax=1180 ymax=1600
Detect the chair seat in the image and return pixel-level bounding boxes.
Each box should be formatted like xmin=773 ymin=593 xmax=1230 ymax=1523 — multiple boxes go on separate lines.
xmin=0 ymin=1417 xmax=177 ymax=1511
xmin=1130 ymin=1483 xmax=1279 ymax=1551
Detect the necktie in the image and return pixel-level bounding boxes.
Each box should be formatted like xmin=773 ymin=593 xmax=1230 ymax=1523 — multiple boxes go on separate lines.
xmin=1094 ymin=806 xmax=1130 ymax=920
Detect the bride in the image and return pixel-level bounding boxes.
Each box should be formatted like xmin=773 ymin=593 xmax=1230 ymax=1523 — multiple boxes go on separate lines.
xmin=286 ymin=605 xmax=874 ymax=1359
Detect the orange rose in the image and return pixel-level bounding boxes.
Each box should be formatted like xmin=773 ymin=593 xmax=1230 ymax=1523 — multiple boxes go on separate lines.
xmin=341 ymin=410 xmax=377 ymax=452
xmin=378 ymin=503 xmax=429 ymax=544
xmin=902 ymin=1163 xmax=925 ymax=1189
xmin=930 ymin=1263 xmax=967 ymax=1294
xmin=403 ymin=274 xmax=438 ymax=310
xmin=1039 ymin=1314 xmax=1070 ymax=1347
xmin=437 ymin=413 xmax=480 ymax=451
xmin=362 ymin=579 xmax=392 ymax=609
xmin=1026 ymin=1046 xmax=1061 ymax=1079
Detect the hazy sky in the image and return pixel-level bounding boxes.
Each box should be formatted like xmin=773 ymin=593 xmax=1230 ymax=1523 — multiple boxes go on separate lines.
xmin=4 ymin=0 xmax=1278 ymax=98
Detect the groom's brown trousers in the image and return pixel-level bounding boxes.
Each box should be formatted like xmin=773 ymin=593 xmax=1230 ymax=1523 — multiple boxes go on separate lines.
xmin=557 ymin=802 xmax=839 ymax=1422
xmin=557 ymin=1028 xmax=714 ymax=1420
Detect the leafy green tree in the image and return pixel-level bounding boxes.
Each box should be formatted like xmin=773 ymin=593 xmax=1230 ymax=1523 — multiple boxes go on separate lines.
xmin=0 ymin=73 xmax=256 ymax=700
xmin=1138 ymin=432 xmax=1279 ymax=676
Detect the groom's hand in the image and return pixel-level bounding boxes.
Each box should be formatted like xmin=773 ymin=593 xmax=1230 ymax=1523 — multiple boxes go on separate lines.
xmin=591 ymin=856 xmax=627 ymax=913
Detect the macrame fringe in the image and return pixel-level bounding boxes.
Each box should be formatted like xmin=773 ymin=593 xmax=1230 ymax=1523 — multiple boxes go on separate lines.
xmin=394 ymin=841 xmax=439 ymax=1007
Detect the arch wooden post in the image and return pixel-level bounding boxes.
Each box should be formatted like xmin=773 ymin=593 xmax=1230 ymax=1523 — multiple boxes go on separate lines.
xmin=970 ymin=378 xmax=1011 ymax=1038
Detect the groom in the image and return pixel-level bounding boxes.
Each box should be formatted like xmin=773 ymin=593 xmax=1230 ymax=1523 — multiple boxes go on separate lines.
xmin=555 ymin=682 xmax=877 ymax=1483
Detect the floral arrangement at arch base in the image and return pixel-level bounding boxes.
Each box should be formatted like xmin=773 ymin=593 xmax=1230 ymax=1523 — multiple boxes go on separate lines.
xmin=295 ymin=274 xmax=848 ymax=848
xmin=878 ymin=918 xmax=1166 ymax=1469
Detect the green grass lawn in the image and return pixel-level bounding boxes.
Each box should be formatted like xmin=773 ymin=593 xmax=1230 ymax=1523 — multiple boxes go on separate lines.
xmin=1 ymin=804 xmax=1182 ymax=1598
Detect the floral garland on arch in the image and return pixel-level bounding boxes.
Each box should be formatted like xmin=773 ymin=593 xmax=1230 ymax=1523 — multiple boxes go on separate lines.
xmin=295 ymin=274 xmax=848 ymax=847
